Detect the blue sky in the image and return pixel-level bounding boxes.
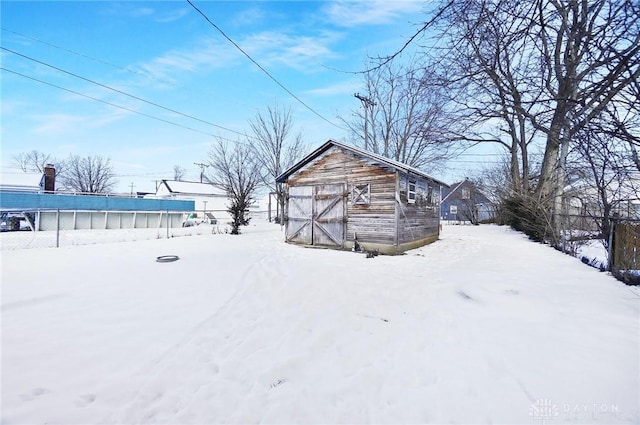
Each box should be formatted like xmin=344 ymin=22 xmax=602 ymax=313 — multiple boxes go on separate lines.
xmin=1 ymin=0 xmax=481 ymax=194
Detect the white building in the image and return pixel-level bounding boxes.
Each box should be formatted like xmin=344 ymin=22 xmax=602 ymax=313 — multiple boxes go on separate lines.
xmin=0 ymin=172 xmax=45 ymax=193
xmin=153 ymin=180 xmax=231 ymax=224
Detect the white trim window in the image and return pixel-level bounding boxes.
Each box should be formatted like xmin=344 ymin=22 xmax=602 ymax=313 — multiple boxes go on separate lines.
xmin=408 ymin=180 xmax=417 ymax=204
xmin=352 ymin=183 xmax=371 ymax=205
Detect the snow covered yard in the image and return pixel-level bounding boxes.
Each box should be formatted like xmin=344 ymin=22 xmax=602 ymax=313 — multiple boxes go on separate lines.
xmin=1 ymin=223 xmax=638 ymax=424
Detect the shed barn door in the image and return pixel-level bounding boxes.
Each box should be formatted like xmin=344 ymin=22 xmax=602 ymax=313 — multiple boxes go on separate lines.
xmin=313 ymin=184 xmax=345 ymax=247
xmin=286 ymin=185 xmax=313 ymax=244
xmin=286 ymin=184 xmax=345 ymax=247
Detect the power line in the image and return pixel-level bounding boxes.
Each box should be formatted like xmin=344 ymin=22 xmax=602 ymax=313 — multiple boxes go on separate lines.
xmin=186 ymin=0 xmax=347 ymax=131
xmin=1 ymin=66 xmax=244 ymax=142
xmin=1 ymin=46 xmax=255 ymax=141
xmin=1 ymin=27 xmax=176 ymax=86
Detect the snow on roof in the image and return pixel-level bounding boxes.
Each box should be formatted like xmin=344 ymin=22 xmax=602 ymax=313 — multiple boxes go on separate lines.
xmin=161 ymin=180 xmax=226 ymax=196
xmin=0 ymin=172 xmax=44 ymax=191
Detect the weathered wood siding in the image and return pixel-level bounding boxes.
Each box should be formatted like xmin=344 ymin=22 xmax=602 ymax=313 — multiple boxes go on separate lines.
xmin=286 ymin=185 xmax=313 ymax=244
xmin=286 ymin=146 xmax=398 ymax=246
xmin=396 ymin=171 xmax=441 ymax=244
xmin=284 ymin=144 xmax=442 ymax=253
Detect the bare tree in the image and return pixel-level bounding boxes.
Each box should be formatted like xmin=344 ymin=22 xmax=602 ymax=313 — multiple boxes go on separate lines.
xmin=173 ymin=165 xmax=186 ymax=181
xmin=346 ymin=59 xmax=458 ymax=171
xmin=248 ymin=104 xmax=307 ymax=223
xmin=58 ymin=155 xmax=117 ymax=193
xmin=420 ymin=0 xmax=639 ymax=244
xmin=206 ymin=140 xmax=261 ymax=234
xmin=530 ymin=0 xmax=639 ymax=202
xmin=12 ymin=150 xmax=56 ymax=172
xmin=567 ymin=120 xmax=640 ymax=247
xmin=436 ymin=0 xmax=543 ymax=194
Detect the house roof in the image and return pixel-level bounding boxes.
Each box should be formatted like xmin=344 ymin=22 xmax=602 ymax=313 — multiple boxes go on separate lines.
xmin=159 ymin=180 xmax=226 ymax=196
xmin=441 ymin=179 xmax=492 ymax=204
xmin=275 ymin=139 xmax=449 ymax=187
xmin=0 ymin=172 xmax=44 ymax=192
xmin=441 ymin=181 xmax=466 ymax=203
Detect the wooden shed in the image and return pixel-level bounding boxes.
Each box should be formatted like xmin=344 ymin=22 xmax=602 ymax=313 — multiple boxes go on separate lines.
xmin=275 ymin=140 xmax=449 ymax=254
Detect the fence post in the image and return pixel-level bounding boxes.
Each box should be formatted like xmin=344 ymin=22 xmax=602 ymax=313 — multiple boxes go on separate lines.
xmin=607 ymin=219 xmax=615 ymax=272
xmin=56 ymin=209 xmax=60 ymax=248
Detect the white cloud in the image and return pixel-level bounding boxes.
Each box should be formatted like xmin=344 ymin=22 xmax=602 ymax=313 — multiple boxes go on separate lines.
xmin=231 ymin=6 xmax=267 ymax=27
xmin=30 ymin=109 xmax=131 ymax=135
xmin=135 ymin=38 xmax=238 ymax=84
xmin=130 ymin=7 xmax=154 ymax=18
xmin=323 ymin=0 xmax=424 ymax=27
xmin=243 ymin=30 xmax=343 ymax=71
xmin=135 ymin=27 xmax=342 ymax=83
xmin=155 ymin=8 xmax=189 ymax=24
xmin=304 ymin=80 xmax=361 ymax=97
xmin=102 ymin=4 xmax=186 ymax=23
xmin=31 ymin=113 xmax=86 ymax=135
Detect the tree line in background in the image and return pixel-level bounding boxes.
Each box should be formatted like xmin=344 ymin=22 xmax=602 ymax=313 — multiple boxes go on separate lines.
xmin=10 ymin=104 xmax=304 ymax=235
xmin=13 ymin=151 xmax=117 ymax=194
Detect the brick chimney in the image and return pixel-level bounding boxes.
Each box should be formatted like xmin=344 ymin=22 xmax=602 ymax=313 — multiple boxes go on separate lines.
xmin=44 ymin=164 xmax=56 ymax=192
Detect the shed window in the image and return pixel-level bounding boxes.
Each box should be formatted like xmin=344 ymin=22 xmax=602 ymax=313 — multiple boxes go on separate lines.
xmin=352 ymin=184 xmax=370 ymax=205
xmin=408 ymin=180 xmax=417 ymax=204
xmin=461 ymin=187 xmax=471 ymax=199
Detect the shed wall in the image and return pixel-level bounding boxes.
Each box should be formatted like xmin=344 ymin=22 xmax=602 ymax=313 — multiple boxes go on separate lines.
xmin=397 ymin=172 xmax=441 ymax=245
xmin=286 ymin=147 xmax=398 ymax=247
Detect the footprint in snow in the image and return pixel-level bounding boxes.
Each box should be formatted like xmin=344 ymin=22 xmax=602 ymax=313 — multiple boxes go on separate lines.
xmin=75 ymin=393 xmax=96 ymax=408
xmin=19 ymin=387 xmax=50 ymax=401
xmin=458 ymin=290 xmax=473 ymax=300
xmin=270 ymin=379 xmax=286 ymax=389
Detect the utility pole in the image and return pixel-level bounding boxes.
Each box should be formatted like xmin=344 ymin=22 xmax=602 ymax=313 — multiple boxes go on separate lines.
xmin=354 ymin=93 xmax=375 ymax=151
xmin=129 ymin=182 xmax=135 ymax=197
xmin=194 ymin=162 xmax=209 ymax=183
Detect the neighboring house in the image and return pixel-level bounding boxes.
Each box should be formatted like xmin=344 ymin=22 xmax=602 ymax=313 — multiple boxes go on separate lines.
xmin=0 ymin=172 xmax=46 ymax=193
xmin=153 ymin=180 xmax=231 ymax=224
xmin=564 ymin=177 xmax=640 ymax=226
xmin=441 ymin=179 xmax=495 ymax=224
xmin=276 ymin=140 xmax=449 ymax=255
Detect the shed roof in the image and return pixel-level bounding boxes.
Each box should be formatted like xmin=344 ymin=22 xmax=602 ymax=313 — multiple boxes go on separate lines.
xmin=159 ymin=180 xmax=226 ymax=196
xmin=276 ymin=140 xmax=449 ymax=187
